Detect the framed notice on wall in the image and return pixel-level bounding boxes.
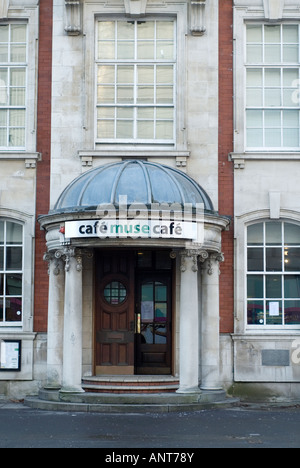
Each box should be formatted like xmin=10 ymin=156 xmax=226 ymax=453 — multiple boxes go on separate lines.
xmin=0 ymin=340 xmax=21 ymax=372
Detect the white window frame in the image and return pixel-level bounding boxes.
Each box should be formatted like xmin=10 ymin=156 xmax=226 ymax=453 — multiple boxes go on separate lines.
xmin=0 ymin=6 xmax=39 ymax=156
xmin=0 ymin=23 xmax=28 ymax=151
xmin=0 ymin=219 xmax=23 ymax=327
xmin=95 ymin=17 xmax=177 ymax=146
xmin=246 ymin=220 xmax=300 ymax=331
xmin=245 ymin=23 xmax=300 ymax=152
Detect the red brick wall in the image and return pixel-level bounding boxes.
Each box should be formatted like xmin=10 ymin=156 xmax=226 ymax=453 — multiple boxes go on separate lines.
xmin=34 ymin=0 xmax=53 ymax=332
xmin=219 ymin=0 xmax=234 ymax=333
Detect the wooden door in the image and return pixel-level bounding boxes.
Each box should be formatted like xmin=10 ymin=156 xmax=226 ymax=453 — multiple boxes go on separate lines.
xmin=95 ymin=251 xmax=135 ymax=375
xmin=135 ymin=273 xmax=172 ymax=374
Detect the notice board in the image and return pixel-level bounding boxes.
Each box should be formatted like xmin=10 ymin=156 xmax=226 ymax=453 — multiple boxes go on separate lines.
xmin=0 ymin=340 xmax=21 ymax=371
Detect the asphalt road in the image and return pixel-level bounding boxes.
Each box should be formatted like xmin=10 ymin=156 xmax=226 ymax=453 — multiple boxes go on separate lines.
xmin=0 ymin=403 xmax=300 ymax=449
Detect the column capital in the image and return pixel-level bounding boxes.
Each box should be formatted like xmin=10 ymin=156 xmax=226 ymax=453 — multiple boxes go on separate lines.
xmin=178 ymin=248 xmax=210 ymax=273
xmin=205 ymin=252 xmax=225 ymax=276
xmin=43 ymin=252 xmax=63 ymax=276
xmin=63 ymin=247 xmax=83 ymax=273
xmin=179 ymin=249 xmax=198 ymax=273
xmin=44 ymin=248 xmax=93 ymax=273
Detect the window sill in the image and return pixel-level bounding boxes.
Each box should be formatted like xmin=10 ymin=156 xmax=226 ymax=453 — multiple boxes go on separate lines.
xmin=230 ymin=151 xmax=300 ymax=169
xmin=233 ymin=331 xmax=300 ymax=339
xmin=0 ymin=152 xmax=41 ymax=169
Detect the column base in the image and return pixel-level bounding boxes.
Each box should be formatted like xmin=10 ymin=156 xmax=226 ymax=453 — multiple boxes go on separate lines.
xmin=200 ymin=386 xmax=224 ymax=392
xmin=176 ymin=386 xmax=201 ymax=395
xmin=44 ymin=384 xmax=62 ymax=391
xmin=59 ymin=386 xmax=85 ymax=394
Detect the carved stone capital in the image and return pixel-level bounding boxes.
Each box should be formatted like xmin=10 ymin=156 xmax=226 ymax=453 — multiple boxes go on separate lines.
xmin=43 ymin=252 xmax=63 ymax=276
xmin=180 ymin=249 xmax=209 ymax=273
xmin=44 ymin=248 xmax=93 ymax=273
xmin=206 ymin=252 xmax=225 ymax=276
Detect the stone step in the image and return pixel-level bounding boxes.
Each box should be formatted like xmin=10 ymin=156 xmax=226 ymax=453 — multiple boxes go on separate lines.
xmin=82 ymin=384 xmax=179 ymax=394
xmin=25 ymin=388 xmax=238 ymax=413
xmin=81 ymin=376 xmax=180 ymax=394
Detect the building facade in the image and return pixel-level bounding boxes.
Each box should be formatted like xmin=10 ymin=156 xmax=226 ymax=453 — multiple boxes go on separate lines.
xmin=0 ymin=0 xmax=299 ymax=404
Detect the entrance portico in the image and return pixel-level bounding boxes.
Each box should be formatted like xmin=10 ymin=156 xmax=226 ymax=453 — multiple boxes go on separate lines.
xmin=39 ymin=160 xmax=229 ymax=399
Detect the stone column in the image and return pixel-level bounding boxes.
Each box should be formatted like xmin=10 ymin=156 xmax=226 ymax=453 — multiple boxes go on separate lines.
xmin=177 ymin=250 xmax=201 ymax=394
xmin=43 ymin=252 xmax=64 ymax=389
xmin=201 ymin=253 xmax=224 ymax=391
xmin=61 ymin=248 xmax=84 ymax=394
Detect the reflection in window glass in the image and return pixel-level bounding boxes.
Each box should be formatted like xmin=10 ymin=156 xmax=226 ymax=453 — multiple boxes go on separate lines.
xmin=140 ymin=280 xmax=168 ymax=343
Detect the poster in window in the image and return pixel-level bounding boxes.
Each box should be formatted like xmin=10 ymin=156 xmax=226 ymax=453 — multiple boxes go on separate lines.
xmin=0 ymin=340 xmax=21 ymax=371
xmin=141 ymin=301 xmax=154 ymax=322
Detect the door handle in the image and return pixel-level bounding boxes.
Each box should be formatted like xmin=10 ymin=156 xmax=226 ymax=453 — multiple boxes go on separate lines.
xmin=135 ymin=313 xmax=141 ymax=334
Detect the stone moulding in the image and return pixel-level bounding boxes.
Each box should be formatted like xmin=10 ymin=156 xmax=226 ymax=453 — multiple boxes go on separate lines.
xmin=65 ymin=0 xmax=82 ymax=36
xmin=190 ymin=0 xmax=206 ymax=36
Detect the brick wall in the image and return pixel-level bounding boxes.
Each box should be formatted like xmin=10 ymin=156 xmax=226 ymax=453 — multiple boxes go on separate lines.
xmin=34 ymin=0 xmax=53 ymax=332
xmin=218 ymin=0 xmax=234 ymax=333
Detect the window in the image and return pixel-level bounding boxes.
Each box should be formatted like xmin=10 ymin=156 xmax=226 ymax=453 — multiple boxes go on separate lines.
xmin=0 ymin=220 xmax=23 ymax=325
xmin=0 ymin=24 xmax=27 ymax=150
xmin=247 ymin=221 xmax=300 ymax=327
xmin=246 ymin=24 xmax=300 ymax=150
xmin=104 ymin=281 xmax=127 ymax=305
xmin=96 ymin=19 xmax=176 ymax=143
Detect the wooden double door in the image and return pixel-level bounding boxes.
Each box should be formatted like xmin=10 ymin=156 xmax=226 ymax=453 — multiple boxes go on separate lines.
xmin=95 ymin=250 xmax=172 ymax=375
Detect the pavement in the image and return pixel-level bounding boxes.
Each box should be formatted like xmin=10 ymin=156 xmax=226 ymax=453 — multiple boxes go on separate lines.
xmin=0 ymin=399 xmax=300 ymax=448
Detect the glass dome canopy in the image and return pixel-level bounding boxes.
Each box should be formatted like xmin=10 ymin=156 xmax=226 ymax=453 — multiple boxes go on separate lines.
xmin=52 ymin=160 xmax=215 ymax=214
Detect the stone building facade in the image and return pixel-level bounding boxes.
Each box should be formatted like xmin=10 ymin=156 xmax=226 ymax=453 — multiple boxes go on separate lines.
xmin=0 ymin=0 xmax=299 ymax=404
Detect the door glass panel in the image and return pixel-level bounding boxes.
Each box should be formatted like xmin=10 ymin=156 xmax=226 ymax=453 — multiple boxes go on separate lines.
xmin=141 ymin=323 xmax=154 ymax=343
xmin=140 ymin=280 xmax=169 ymax=341
xmin=142 ymin=283 xmax=153 ymax=301
xmin=154 ymin=324 xmax=167 ymax=344
xmin=155 ymin=285 xmax=167 ymax=301
xmin=155 ymin=302 xmax=167 ymax=322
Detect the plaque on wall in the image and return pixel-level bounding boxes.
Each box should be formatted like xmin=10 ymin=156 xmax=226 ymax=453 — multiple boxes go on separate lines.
xmin=0 ymin=340 xmax=21 ymax=372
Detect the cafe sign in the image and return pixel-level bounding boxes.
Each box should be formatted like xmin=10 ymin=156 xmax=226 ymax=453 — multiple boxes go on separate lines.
xmin=65 ymin=219 xmax=198 ymax=240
